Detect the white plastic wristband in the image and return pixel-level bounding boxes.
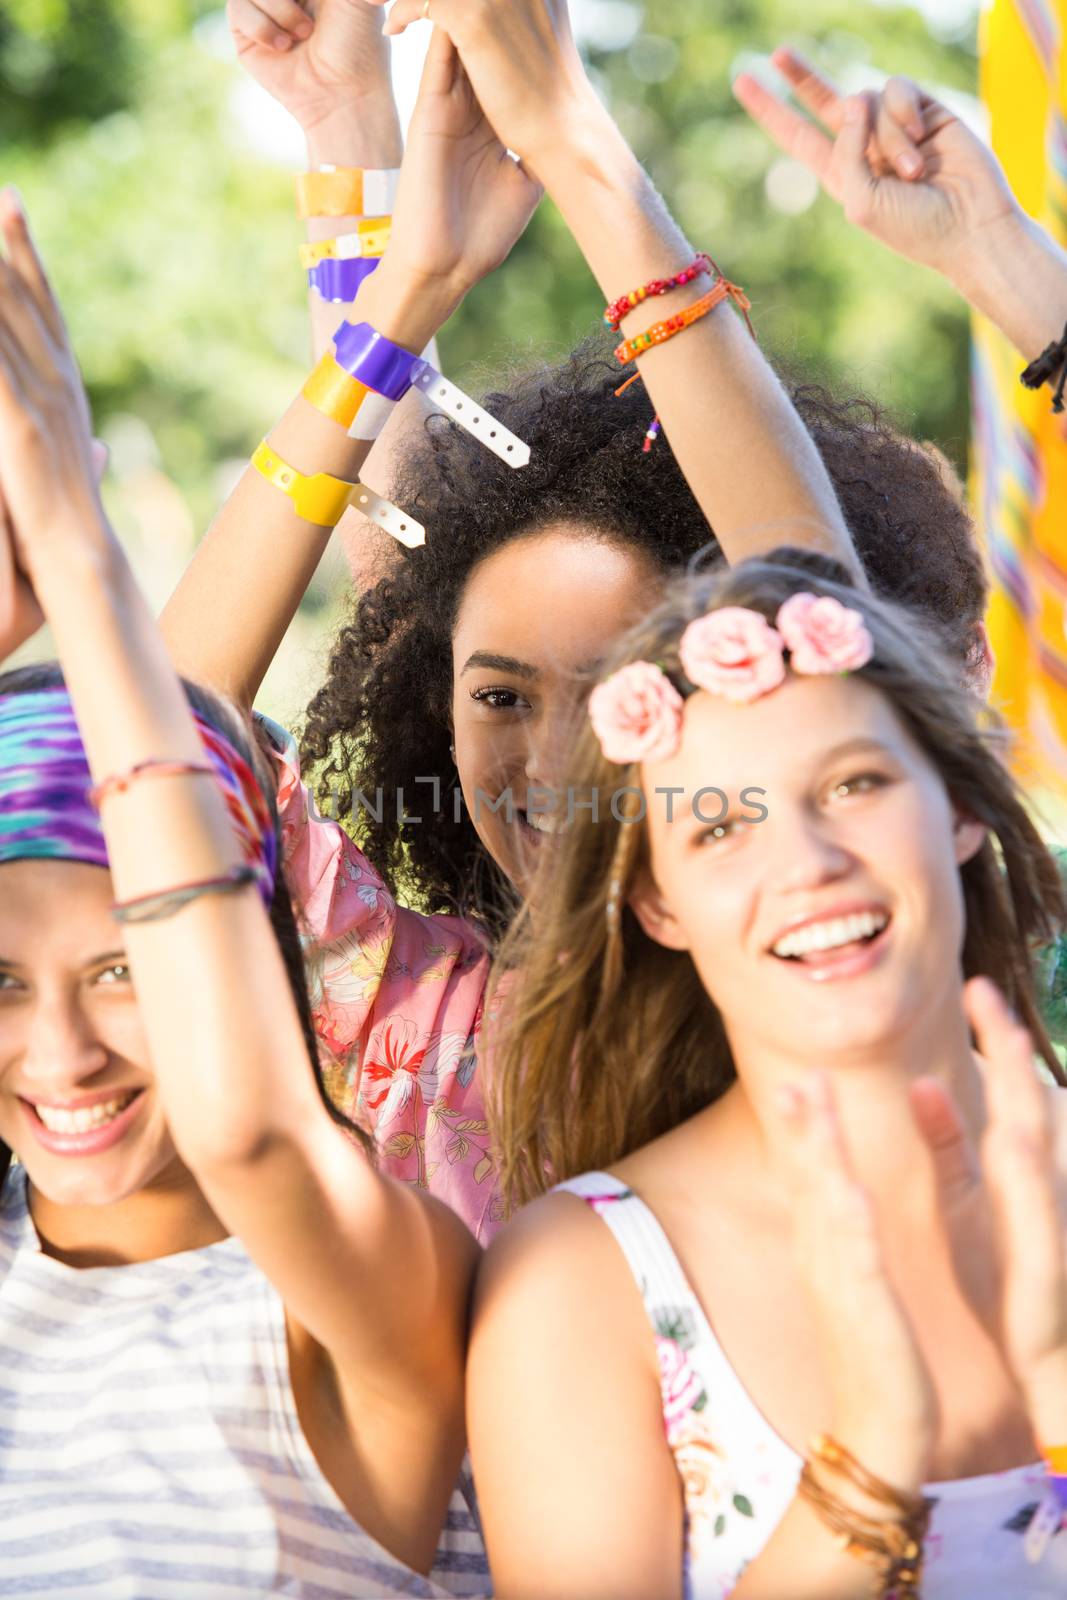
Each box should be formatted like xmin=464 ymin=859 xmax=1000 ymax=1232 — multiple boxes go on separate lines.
xmin=348 ymin=482 xmax=424 ymax=548
xmin=410 ymin=361 xmax=531 ymax=468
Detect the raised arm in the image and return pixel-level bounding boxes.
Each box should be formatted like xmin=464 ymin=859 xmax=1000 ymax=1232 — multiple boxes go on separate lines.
xmin=382 ymin=0 xmax=857 ymax=574
xmin=161 ymin=27 xmax=539 ymax=708
xmin=0 ymin=193 xmax=477 ymax=1562
xmin=735 ymin=49 xmax=1067 ymax=369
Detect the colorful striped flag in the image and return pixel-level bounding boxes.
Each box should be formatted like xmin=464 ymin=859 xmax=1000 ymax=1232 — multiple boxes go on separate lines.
xmin=975 ymin=0 xmax=1067 ymax=815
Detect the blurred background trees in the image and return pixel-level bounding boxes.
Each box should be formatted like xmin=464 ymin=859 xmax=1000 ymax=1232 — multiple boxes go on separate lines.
xmin=2 ymin=0 xmax=979 ymax=721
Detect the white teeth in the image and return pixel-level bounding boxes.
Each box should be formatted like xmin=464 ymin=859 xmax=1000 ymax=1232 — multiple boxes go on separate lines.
xmin=773 ymin=911 xmax=887 ymax=960
xmin=34 ymin=1094 xmax=136 ymax=1135
xmin=523 ymin=810 xmax=565 ymax=835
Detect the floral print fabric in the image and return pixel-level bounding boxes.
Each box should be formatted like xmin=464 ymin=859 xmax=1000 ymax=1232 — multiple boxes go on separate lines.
xmin=559 ymin=1171 xmax=1067 ymax=1599
xmin=263 ymin=719 xmax=504 ymax=1243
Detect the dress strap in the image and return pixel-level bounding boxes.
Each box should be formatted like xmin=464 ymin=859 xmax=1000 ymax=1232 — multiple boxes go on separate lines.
xmin=555 ymin=1172 xmax=707 ymax=1350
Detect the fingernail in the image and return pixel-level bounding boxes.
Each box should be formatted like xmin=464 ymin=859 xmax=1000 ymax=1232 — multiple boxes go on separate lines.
xmin=273 ymin=32 xmax=291 ymax=50
xmin=898 ymin=152 xmax=922 ymax=178
xmin=294 ymin=19 xmax=313 ymax=39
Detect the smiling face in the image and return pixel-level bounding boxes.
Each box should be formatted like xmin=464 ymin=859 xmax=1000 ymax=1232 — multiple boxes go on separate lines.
xmin=451 ymin=527 xmax=661 ymax=892
xmin=629 ymin=672 xmax=985 ymax=1066
xmin=0 ymin=858 xmax=183 ymax=1208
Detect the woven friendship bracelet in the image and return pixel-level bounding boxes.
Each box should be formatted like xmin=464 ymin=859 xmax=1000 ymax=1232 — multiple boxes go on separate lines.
xmin=112 ymin=865 xmax=261 ymax=926
xmin=295 ymin=166 xmax=400 ymax=219
xmin=251 ymin=440 xmax=424 ymax=547
xmin=332 ymin=321 xmax=531 ymax=466
xmin=613 ymin=276 xmax=753 ymax=366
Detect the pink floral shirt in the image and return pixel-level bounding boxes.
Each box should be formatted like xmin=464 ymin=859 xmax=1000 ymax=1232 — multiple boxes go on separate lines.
xmin=265 ymin=720 xmax=504 ymax=1244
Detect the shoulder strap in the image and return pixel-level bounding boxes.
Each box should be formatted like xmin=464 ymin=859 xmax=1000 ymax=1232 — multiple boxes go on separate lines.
xmin=556 ymin=1172 xmax=707 ymax=1349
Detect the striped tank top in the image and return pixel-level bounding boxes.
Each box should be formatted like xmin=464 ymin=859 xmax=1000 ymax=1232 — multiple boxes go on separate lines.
xmin=0 ymin=1164 xmax=490 ymax=1598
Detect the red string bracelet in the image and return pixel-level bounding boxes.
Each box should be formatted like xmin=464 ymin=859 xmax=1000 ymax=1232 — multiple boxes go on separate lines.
xmin=88 ymin=759 xmax=216 ymax=812
xmin=612 ymin=272 xmax=755 ymax=452
xmin=603 ymin=253 xmax=713 ymax=333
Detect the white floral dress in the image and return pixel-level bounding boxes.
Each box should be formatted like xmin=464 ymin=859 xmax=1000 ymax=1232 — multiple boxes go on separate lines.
xmin=558 ymin=1172 xmax=1067 ymax=1599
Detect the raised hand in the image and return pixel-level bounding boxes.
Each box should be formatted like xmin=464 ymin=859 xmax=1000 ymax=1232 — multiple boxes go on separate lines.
xmin=227 ymin=0 xmax=394 ymax=132
xmin=734 ymin=48 xmax=1019 ymax=280
xmin=777 ymin=1072 xmax=935 ymax=1491
xmin=0 ymin=191 xmax=104 ymax=579
xmin=377 ymin=0 xmax=591 ymax=180
xmin=361 ymin=27 xmax=541 ymax=325
xmin=913 ymin=978 xmax=1067 ymax=1444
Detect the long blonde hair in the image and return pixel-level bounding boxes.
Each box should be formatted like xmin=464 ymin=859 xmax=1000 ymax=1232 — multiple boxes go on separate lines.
xmin=487 ymin=553 xmax=1066 ymax=1210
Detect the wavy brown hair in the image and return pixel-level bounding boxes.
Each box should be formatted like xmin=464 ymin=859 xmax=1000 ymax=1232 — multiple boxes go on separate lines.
xmin=300 ymin=338 xmax=987 ymax=932
xmin=488 ymin=552 xmax=1065 ymax=1211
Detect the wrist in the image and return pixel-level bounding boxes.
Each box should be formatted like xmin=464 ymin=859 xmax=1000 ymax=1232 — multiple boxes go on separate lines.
xmin=304 ymin=96 xmax=403 ymax=169
xmin=29 ymin=510 xmax=126 ymax=609
xmin=528 ymin=90 xmax=638 ymax=198
xmin=350 ymin=261 xmax=459 ymax=354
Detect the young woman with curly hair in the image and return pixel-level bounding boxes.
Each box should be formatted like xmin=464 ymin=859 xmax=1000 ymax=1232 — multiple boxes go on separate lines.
xmin=163 ymin=15 xmax=1060 ymax=1241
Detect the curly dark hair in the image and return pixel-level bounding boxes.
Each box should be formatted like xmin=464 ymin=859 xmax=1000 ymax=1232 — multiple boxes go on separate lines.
xmin=301 ymin=336 xmax=987 ymax=929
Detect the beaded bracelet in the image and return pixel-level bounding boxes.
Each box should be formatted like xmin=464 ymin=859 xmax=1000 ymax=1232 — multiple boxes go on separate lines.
xmin=112 ymin=865 xmax=260 ymax=925
xmin=797 ymin=1462 xmax=930 ymax=1598
xmin=1020 ymin=320 xmax=1067 ymax=413
xmin=613 ymin=275 xmax=753 ymax=366
xmin=88 ymin=759 xmax=215 ymax=812
xmin=603 ymin=253 xmax=712 ymax=332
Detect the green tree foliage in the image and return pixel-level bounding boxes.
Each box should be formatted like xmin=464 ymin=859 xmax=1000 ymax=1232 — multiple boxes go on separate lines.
xmin=1 ymin=2 xmax=977 ymax=714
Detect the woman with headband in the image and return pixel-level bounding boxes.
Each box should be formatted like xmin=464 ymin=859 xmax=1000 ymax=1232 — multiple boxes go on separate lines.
xmin=0 ymin=196 xmax=486 ymax=1596
xmin=469 ymin=555 xmax=1067 ymax=1597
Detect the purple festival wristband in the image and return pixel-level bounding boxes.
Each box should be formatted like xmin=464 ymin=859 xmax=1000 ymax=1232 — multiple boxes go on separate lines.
xmin=308 ymin=257 xmax=380 ymax=304
xmin=332 ymin=319 xmax=531 ymax=467
xmin=332 ymin=320 xmax=418 ymax=401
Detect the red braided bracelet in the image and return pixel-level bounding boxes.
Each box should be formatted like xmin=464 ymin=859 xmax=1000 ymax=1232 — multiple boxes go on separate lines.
xmin=603 ymin=253 xmax=713 ymax=333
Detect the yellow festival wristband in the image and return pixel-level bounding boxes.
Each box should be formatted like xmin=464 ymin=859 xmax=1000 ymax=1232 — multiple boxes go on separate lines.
xmin=302 ymin=354 xmax=373 ymax=432
xmin=299 ymin=219 xmax=392 ymax=269
xmin=295 ymin=166 xmax=400 ymax=219
xmin=250 ymin=441 xmax=424 ymax=547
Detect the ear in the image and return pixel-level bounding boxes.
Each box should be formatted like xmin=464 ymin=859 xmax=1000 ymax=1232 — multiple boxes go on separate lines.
xmin=965 ymin=620 xmax=995 ymax=701
xmin=952 ymin=808 xmax=987 ymax=867
xmin=627 ymin=864 xmax=692 ymax=953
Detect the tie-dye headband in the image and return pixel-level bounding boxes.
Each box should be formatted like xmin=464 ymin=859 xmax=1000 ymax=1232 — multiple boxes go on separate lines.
xmin=0 ymin=688 xmax=277 ymax=904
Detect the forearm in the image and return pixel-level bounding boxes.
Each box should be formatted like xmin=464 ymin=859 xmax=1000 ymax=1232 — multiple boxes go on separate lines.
xmin=534 ymin=99 xmax=856 ymax=575
xmin=161 ymin=264 xmax=456 ymax=709
xmin=947 ymin=207 xmax=1067 ymax=362
xmin=304 ymin=97 xmax=403 ymax=359
xmin=729 ymin=1496 xmax=884 ymax=1599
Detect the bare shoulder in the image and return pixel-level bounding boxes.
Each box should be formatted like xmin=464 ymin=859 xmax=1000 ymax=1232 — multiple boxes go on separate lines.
xmin=474 ymin=1187 xmax=654 ymax=1366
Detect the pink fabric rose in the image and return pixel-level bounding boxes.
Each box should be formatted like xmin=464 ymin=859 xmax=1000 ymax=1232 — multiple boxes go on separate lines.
xmin=679 ymin=607 xmax=786 ymax=703
xmin=776 ymin=592 xmax=873 ymax=675
xmin=588 ymin=661 xmax=684 ymax=765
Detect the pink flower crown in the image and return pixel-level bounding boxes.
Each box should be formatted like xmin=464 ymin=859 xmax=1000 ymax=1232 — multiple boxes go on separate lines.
xmin=588 ymin=592 xmax=874 ymax=765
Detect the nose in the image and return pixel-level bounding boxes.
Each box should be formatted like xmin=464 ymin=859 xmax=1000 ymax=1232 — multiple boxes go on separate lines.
xmin=20 ymin=989 xmax=110 ymax=1094
xmin=767 ymin=803 xmax=854 ymax=893
xmin=523 ymin=696 xmax=578 ymax=795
